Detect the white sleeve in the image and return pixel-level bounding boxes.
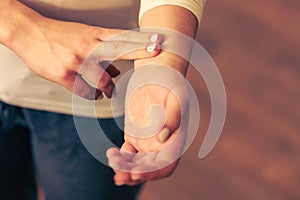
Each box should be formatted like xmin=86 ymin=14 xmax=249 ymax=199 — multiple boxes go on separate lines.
xmin=139 ymin=0 xmax=207 ymax=25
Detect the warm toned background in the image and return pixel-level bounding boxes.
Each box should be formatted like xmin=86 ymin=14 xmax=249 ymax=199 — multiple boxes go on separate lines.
xmin=139 ymin=0 xmax=300 ymax=199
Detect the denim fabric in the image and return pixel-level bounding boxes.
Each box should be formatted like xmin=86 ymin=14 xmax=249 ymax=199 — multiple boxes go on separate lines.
xmin=0 ymin=101 xmax=141 ymax=200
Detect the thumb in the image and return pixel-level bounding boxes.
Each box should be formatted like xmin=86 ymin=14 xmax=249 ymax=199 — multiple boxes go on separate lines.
xmin=93 ymin=40 xmax=161 ymax=61
xmin=157 ymin=91 xmax=183 ymax=143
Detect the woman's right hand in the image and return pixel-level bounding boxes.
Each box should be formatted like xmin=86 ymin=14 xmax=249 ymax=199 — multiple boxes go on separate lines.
xmin=1 ymin=0 xmax=161 ymax=100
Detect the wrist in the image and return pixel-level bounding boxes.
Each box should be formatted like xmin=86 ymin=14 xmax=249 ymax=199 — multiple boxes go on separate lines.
xmin=135 ymin=5 xmax=198 ymax=76
xmin=134 ymin=51 xmax=189 ymax=76
xmin=0 ymin=0 xmax=44 ymax=52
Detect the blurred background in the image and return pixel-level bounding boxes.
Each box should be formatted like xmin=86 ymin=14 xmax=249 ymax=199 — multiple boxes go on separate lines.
xmin=139 ymin=0 xmax=300 ymax=199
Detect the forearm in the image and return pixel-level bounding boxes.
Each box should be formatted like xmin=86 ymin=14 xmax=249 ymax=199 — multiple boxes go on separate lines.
xmin=136 ymin=5 xmax=199 ymax=75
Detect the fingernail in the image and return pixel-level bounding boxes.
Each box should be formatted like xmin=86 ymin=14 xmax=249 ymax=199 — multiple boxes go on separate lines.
xmin=150 ymin=34 xmax=159 ymax=42
xmin=146 ymin=43 xmax=157 ymax=52
xmin=158 ymin=128 xmax=171 ymax=143
xmin=131 ymin=174 xmax=141 ymax=181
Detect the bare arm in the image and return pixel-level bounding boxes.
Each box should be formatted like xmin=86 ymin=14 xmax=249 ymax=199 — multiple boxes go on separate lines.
xmin=107 ymin=5 xmax=202 ymax=186
xmin=135 ymin=5 xmax=198 ymax=74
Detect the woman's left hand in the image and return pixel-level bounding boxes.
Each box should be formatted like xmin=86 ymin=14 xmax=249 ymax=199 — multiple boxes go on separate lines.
xmin=107 ymin=66 xmax=188 ymax=186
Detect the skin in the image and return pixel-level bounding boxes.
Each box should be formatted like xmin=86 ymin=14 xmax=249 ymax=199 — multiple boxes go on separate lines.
xmin=107 ymin=5 xmax=199 ymax=186
xmin=0 ymin=0 xmax=162 ymax=99
xmin=0 ymin=0 xmax=200 ymax=188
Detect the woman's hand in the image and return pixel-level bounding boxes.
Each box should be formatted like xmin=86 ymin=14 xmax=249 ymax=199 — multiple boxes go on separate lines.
xmin=1 ymin=0 xmax=161 ymax=99
xmin=10 ymin=18 xmax=161 ymax=100
xmin=107 ymin=65 xmax=189 ymax=186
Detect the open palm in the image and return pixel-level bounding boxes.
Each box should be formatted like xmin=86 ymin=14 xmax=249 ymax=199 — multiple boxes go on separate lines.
xmin=107 ymin=65 xmax=189 ymax=186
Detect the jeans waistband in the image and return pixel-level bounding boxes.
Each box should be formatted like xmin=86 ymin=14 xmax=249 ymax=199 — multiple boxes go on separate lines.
xmin=0 ymin=101 xmax=26 ymax=131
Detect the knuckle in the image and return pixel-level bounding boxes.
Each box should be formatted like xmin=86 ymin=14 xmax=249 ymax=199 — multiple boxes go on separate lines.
xmin=98 ymin=73 xmax=111 ymax=89
xmin=86 ymin=26 xmax=103 ymax=39
xmin=65 ymin=54 xmax=84 ymax=67
xmin=88 ymin=26 xmax=100 ymax=34
xmin=55 ymin=68 xmax=70 ymax=81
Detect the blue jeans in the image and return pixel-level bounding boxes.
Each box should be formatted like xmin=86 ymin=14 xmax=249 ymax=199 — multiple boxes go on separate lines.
xmin=0 ymin=101 xmax=141 ymax=200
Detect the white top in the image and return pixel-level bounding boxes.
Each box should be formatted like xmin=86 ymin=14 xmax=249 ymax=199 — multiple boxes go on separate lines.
xmin=0 ymin=0 xmax=205 ymax=118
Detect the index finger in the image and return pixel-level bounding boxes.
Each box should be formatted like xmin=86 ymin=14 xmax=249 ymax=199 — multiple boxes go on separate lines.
xmin=99 ymin=28 xmax=163 ymax=44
